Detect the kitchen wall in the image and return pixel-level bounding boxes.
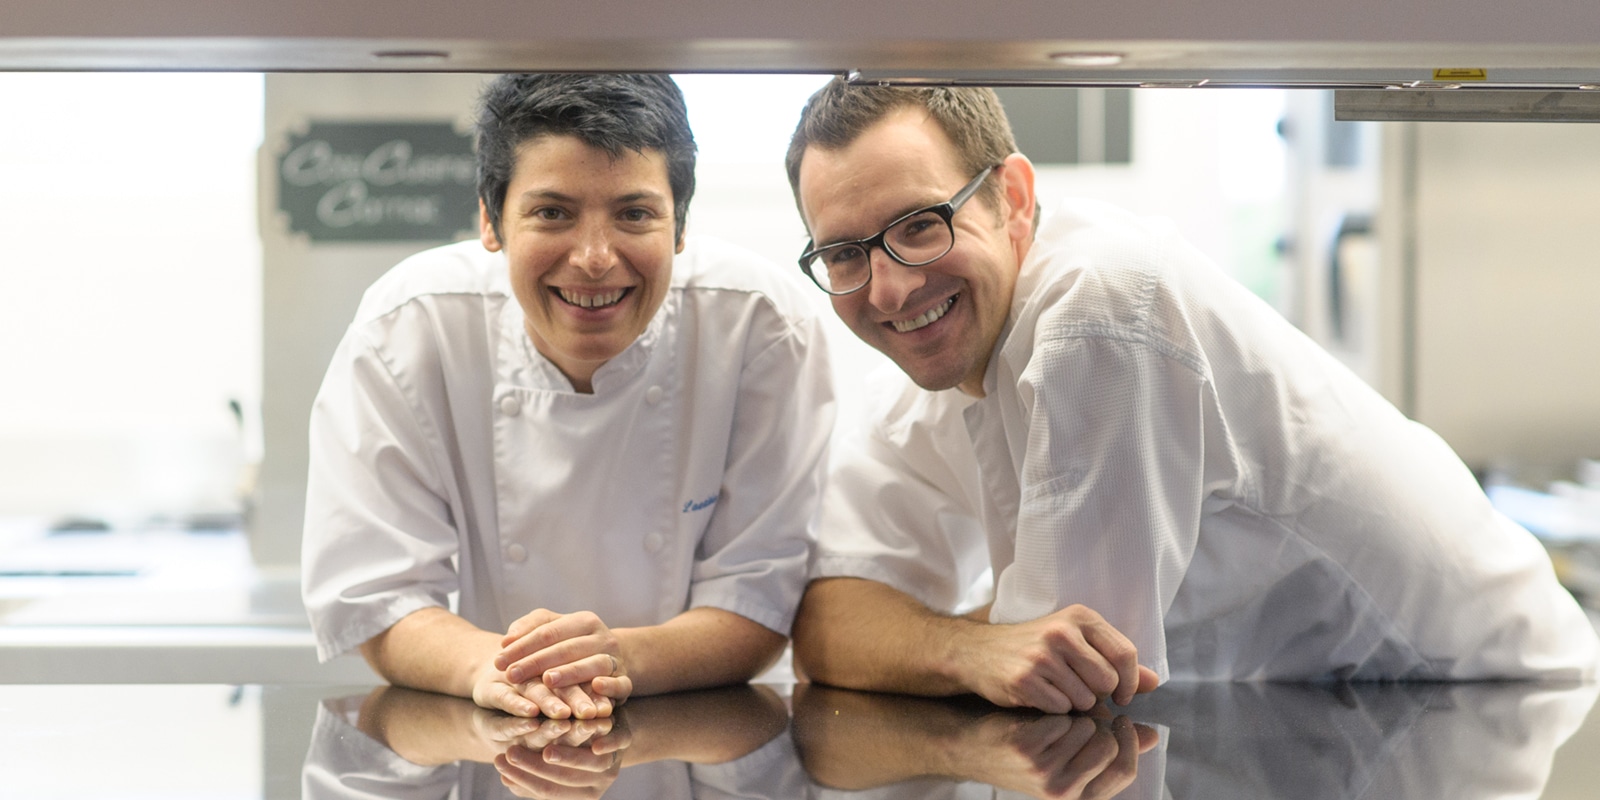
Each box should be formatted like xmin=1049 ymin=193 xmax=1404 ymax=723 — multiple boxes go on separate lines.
xmin=0 ymin=72 xmax=263 ymax=523
xmin=1386 ymin=121 xmax=1600 ymax=471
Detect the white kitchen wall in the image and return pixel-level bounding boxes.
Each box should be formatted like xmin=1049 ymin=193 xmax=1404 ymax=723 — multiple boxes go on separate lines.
xmin=0 ymin=72 xmax=264 ymax=521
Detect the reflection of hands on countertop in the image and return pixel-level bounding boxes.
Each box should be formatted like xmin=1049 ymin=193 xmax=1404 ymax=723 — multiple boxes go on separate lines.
xmin=306 ymin=682 xmax=795 ymax=800
xmin=356 ymin=682 xmax=788 ymax=772
xmin=793 ymin=683 xmax=1159 ymax=800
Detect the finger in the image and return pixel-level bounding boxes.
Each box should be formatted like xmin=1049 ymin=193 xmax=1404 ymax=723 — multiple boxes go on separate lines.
xmin=555 ymin=682 xmax=598 ymax=720
xmin=508 ymin=634 xmax=615 ymax=685
xmin=522 ymin=682 xmax=572 ymax=720
xmin=497 ymin=750 xmax=604 ymax=800
xmin=588 ymin=725 xmax=634 ymax=756
xmin=499 ymin=611 xmax=603 ymax=673
xmin=503 ymin=745 xmax=615 ymax=789
xmin=481 ymin=683 xmax=541 ymax=718
xmin=501 ymin=608 xmax=562 ymax=651
xmin=1000 ymin=667 xmax=1083 ymax=715
xmin=480 ymin=711 xmax=547 ymax=740
xmin=542 ymin=742 xmax=615 ymax=773
xmin=1079 ymin=717 xmax=1144 ymax=800
xmin=1134 ymin=722 xmax=1161 ymax=753
xmin=1051 ymin=719 xmax=1120 ymax=798
xmin=544 ymin=653 xmax=618 ymax=690
xmin=1033 ymin=657 xmax=1100 ymax=712
xmin=515 ymin=718 xmax=575 ymax=750
xmin=1136 ymin=665 xmax=1161 ymax=695
xmin=556 ymin=717 xmax=614 ymax=747
xmin=1007 ymin=713 xmax=1081 ymax=761
xmin=1076 ymin=623 xmax=1141 ymax=705
xmin=591 ymin=674 xmax=632 ymax=705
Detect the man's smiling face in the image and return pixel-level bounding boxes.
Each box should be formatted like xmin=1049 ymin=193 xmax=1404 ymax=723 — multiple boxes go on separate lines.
xmin=797 ymin=108 xmax=1028 ymax=396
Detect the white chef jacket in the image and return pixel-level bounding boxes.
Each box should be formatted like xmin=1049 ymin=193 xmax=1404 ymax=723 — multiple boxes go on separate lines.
xmin=302 ymin=236 xmax=833 ymax=661
xmin=815 ymin=200 xmax=1598 ymax=682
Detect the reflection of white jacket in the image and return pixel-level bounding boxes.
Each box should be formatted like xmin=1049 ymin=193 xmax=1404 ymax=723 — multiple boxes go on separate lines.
xmin=816 ymin=201 xmax=1597 ymax=681
xmin=302 ymin=237 xmax=833 ymax=661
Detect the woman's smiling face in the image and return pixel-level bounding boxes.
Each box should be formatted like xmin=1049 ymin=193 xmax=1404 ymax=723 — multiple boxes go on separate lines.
xmin=483 ymin=134 xmax=682 ymax=393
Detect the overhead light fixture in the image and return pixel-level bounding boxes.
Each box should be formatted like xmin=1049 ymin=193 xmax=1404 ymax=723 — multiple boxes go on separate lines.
xmin=370 ymin=50 xmax=452 ymax=62
xmin=1047 ymin=52 xmax=1125 ymax=67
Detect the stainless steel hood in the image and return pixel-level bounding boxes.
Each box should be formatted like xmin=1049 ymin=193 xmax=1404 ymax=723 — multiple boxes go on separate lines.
xmin=3 ymin=0 xmax=1599 ymax=81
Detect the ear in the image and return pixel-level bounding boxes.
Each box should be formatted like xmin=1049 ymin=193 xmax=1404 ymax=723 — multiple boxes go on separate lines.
xmin=478 ymin=198 xmax=502 ymax=252
xmin=675 ymin=220 xmax=687 ymax=255
xmin=997 ymin=152 xmax=1037 ymax=260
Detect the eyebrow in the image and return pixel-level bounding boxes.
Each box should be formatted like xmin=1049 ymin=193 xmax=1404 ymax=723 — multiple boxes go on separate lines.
xmin=516 ymin=188 xmax=670 ymax=206
xmin=815 ymin=197 xmax=940 ymax=248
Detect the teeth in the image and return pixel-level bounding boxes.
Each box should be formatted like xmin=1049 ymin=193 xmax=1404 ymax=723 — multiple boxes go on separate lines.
xmin=558 ymin=288 xmax=626 ymax=309
xmin=892 ymin=296 xmax=956 ymax=333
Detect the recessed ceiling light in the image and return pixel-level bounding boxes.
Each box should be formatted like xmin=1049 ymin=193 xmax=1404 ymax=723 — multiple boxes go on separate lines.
xmin=371 ymin=50 xmax=451 ymax=62
xmin=1048 ymin=52 xmax=1125 ymax=67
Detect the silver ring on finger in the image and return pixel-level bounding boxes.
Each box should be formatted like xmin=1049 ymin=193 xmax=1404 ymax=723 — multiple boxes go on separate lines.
xmin=607 ymin=654 xmax=619 ymax=676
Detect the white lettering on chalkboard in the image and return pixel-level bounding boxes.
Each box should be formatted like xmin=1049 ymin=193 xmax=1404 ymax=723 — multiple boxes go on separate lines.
xmin=281 ymin=139 xmax=474 ymax=188
xmin=316 ymin=180 xmax=443 ymax=228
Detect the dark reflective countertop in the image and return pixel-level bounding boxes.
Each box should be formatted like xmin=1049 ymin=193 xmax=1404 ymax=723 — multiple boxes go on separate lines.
xmin=3 ymin=680 xmax=1596 ymax=798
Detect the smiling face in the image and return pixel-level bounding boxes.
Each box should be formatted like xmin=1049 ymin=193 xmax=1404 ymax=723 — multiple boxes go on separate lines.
xmin=796 ymin=108 xmax=1035 ymax=396
xmin=482 ymin=134 xmax=682 ymax=393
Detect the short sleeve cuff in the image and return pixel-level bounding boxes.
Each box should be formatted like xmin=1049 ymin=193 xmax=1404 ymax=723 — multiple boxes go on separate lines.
xmin=312 ymin=592 xmax=448 ymax=662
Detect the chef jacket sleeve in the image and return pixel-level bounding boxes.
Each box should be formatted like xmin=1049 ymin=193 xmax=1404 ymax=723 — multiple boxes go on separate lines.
xmin=812 ymin=371 xmax=993 ymax=616
xmin=990 ymin=312 xmax=1227 ymax=683
xmin=301 ymin=695 xmax=459 ymax=800
xmin=685 ymin=302 xmax=835 ymax=635
xmin=302 ymin=323 xmax=463 ymax=662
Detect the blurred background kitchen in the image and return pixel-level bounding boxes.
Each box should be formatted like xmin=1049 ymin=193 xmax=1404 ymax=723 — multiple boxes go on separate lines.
xmin=2 ymin=70 xmax=1599 ymax=671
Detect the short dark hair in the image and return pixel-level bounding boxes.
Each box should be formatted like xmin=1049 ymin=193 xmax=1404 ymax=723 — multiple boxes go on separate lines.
xmin=476 ymin=73 xmax=697 ymax=242
xmin=784 ymin=79 xmax=1017 ymax=221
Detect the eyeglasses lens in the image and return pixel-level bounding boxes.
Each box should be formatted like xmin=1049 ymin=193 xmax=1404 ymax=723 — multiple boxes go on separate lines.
xmin=804 ymin=211 xmax=953 ymax=294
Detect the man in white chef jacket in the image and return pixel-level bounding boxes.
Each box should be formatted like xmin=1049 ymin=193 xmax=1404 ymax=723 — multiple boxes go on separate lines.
xmin=301 ymin=73 xmax=833 ymax=719
xmin=785 ymin=78 xmax=1598 ymax=714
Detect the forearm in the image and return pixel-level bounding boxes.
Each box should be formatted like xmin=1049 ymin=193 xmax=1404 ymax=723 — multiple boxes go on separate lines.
xmin=791 ymin=577 xmax=980 ymax=697
xmin=618 ymin=685 xmax=788 ymax=765
xmin=357 ymin=685 xmax=501 ymax=766
xmin=360 ymin=606 xmax=501 ymax=699
xmin=613 ymin=607 xmax=786 ymax=696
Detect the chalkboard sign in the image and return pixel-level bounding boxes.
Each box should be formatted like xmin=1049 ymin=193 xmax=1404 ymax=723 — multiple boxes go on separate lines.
xmin=277 ymin=121 xmax=476 ymax=243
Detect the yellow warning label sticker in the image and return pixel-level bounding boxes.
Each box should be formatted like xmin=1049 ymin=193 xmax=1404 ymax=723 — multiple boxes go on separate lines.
xmin=1433 ymin=68 xmax=1488 ymax=81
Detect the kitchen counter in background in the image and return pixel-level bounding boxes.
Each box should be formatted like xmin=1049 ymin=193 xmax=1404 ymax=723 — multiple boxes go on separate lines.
xmin=0 ymin=522 xmax=375 ymax=684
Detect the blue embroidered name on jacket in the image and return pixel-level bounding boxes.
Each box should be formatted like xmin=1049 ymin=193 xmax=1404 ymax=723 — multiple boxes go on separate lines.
xmin=682 ymin=493 xmax=718 ymax=513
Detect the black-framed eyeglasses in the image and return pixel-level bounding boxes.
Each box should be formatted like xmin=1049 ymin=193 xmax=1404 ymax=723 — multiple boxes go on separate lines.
xmin=798 ymin=165 xmax=996 ymax=296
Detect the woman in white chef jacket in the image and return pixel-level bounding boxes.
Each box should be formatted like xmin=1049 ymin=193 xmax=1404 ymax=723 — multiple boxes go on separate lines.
xmin=301 ymin=73 xmax=834 ymax=720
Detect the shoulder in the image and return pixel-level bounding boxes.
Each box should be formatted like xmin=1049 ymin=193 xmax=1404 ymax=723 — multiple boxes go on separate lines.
xmin=1020 ymin=200 xmax=1194 ymax=314
xmin=1011 ymin=201 xmax=1223 ymax=372
xmin=350 ymin=240 xmax=509 ymax=325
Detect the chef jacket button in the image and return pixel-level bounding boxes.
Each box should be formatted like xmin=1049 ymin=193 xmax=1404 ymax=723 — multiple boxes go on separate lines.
xmin=645 ymin=385 xmax=664 ymax=405
xmin=499 ymin=395 xmax=521 ymax=417
xmin=506 ymin=543 xmax=527 ymax=563
xmin=643 ymin=531 xmax=666 ymax=553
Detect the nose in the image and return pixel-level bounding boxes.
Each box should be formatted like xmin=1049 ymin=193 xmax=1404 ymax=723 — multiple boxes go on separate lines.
xmin=570 ymin=219 xmax=617 ymax=277
xmin=864 ymin=246 xmax=925 ymax=314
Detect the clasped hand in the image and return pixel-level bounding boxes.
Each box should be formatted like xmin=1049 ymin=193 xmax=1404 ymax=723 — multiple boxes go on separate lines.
xmin=478 ymin=608 xmax=634 ymax=719
xmin=963 ymin=604 xmax=1161 ymax=713
xmin=493 ymin=714 xmax=630 ymax=800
